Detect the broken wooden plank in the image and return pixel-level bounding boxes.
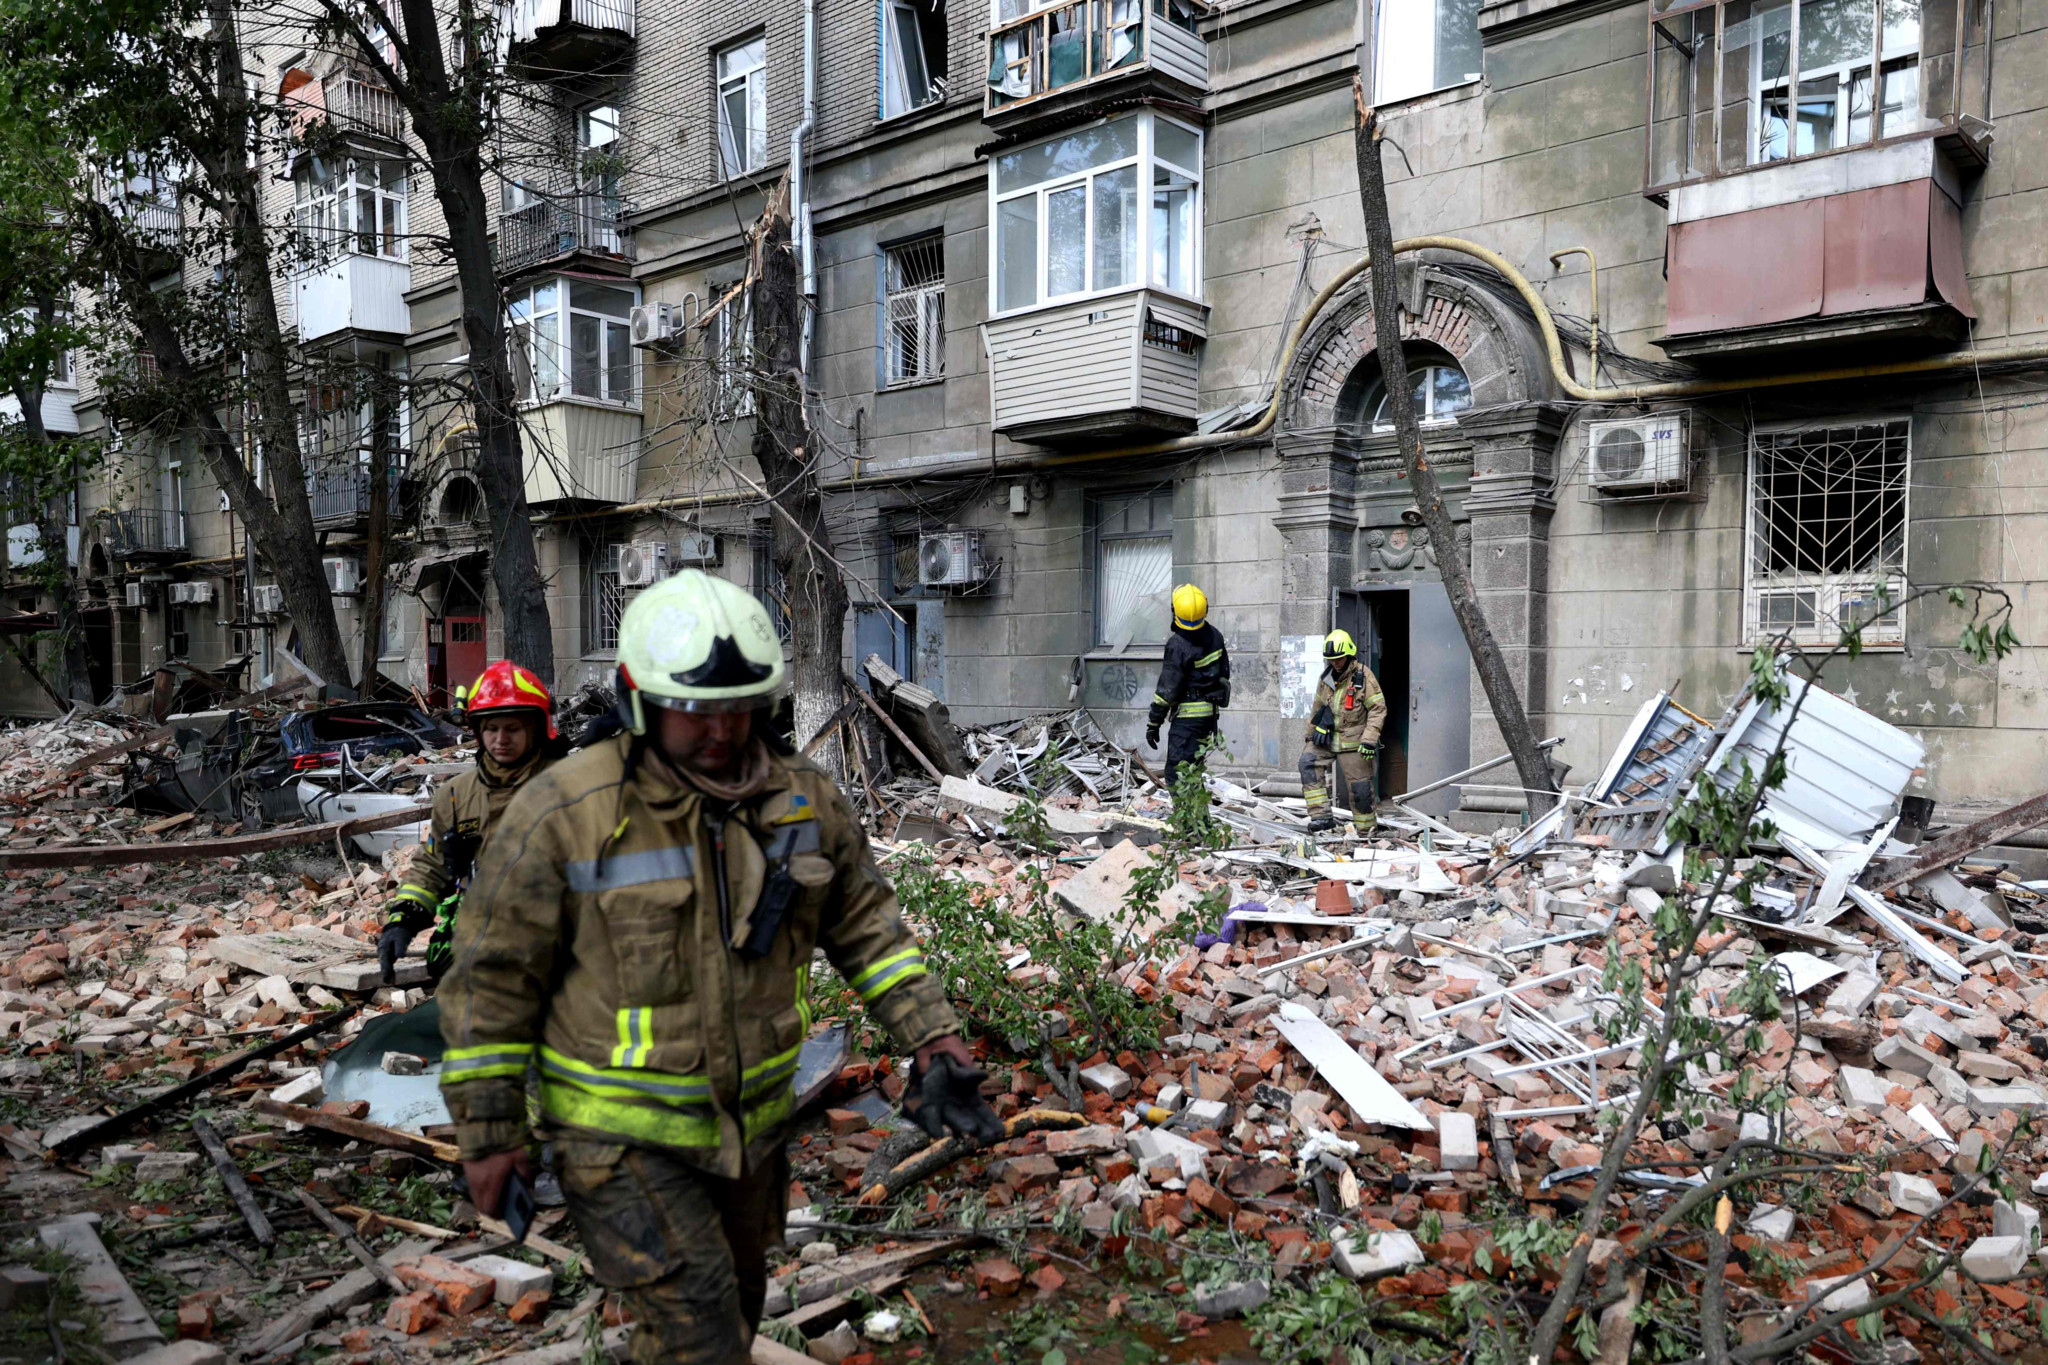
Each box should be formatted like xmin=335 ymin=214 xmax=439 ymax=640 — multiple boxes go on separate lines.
xmin=1269 ymin=1002 xmax=1433 ymax=1131
xmin=845 ymin=671 xmax=945 ymax=783
xmin=253 ymin=1098 xmax=461 ymax=1162
xmin=47 ymin=1003 xmax=362 ymax=1158
xmin=1867 ymin=788 xmax=2048 ymax=894
xmin=38 ymin=1214 xmax=166 ymax=1356
xmin=0 ymin=801 xmax=428 ymax=871
xmin=191 ymin=1116 xmax=274 ymax=1247
xmin=296 ymin=1188 xmax=409 ymax=1294
xmin=212 ymin=927 xmax=427 ymax=991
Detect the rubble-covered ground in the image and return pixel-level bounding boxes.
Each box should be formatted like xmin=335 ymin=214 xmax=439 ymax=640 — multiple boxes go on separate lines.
xmin=2 ymin=692 xmax=2047 ymax=1365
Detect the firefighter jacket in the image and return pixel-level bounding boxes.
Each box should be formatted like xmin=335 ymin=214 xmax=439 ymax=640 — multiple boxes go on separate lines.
xmin=1146 ymin=621 xmax=1231 ymax=729
xmin=436 ymin=733 xmax=961 ymax=1177
xmin=1303 ymin=659 xmax=1388 ymax=755
xmin=388 ymin=749 xmax=551 ymax=934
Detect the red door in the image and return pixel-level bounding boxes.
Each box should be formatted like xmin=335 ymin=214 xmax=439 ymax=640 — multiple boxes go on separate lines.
xmin=426 ymin=615 xmax=488 ymax=707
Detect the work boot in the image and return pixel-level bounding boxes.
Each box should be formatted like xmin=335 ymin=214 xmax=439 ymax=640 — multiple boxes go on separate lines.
xmin=1306 ymin=813 xmax=1336 ymax=833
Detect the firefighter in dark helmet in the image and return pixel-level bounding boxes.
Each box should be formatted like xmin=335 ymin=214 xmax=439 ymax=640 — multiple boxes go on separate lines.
xmin=1145 ymin=583 xmax=1230 ymax=784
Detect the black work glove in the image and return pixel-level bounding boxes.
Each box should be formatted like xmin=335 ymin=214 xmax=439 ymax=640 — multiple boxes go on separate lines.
xmin=903 ymin=1053 xmax=1005 ymax=1146
xmin=1144 ymin=723 xmax=1161 ymax=750
xmin=377 ymin=922 xmax=410 ymax=986
xmin=1312 ymin=723 xmax=1334 ymax=749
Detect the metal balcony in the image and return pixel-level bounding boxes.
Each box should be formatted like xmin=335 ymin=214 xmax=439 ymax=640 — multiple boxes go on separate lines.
xmin=307 ymin=458 xmax=402 ymax=527
xmin=984 ymin=0 xmax=1209 ymax=132
xmin=500 ymin=0 xmax=635 ymax=81
xmin=326 ymin=75 xmax=406 ymax=143
xmin=495 ymin=195 xmax=631 ymax=278
xmin=104 ymin=508 xmax=187 ymax=557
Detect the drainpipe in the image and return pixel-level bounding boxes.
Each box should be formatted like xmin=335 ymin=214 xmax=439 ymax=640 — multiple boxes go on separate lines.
xmin=791 ymin=0 xmax=818 ymax=387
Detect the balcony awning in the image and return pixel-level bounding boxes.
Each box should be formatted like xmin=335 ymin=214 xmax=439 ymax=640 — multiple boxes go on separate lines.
xmin=396 ymin=547 xmax=487 ymax=592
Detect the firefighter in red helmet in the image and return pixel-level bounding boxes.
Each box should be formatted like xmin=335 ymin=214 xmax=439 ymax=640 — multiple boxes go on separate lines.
xmin=380 ymin=661 xmax=561 ymax=983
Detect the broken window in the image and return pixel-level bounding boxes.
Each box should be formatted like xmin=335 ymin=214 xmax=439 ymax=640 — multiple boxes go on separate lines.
xmin=884 ymin=235 xmax=945 ymax=385
xmin=752 ymin=525 xmax=793 ymax=642
xmin=882 ymin=0 xmax=947 ymax=118
xmin=716 ymin=36 xmax=767 ymax=178
xmin=1374 ymin=0 xmax=1483 ymax=104
xmin=1091 ymin=487 xmax=1174 ymax=650
xmin=1647 ymin=0 xmax=1983 ymax=194
xmin=1745 ymin=418 xmax=1908 ymax=647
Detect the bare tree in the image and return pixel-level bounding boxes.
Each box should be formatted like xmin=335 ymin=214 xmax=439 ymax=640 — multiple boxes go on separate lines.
xmin=1351 ymin=83 xmax=1555 ymax=811
xmin=314 ymin=0 xmax=558 ymax=684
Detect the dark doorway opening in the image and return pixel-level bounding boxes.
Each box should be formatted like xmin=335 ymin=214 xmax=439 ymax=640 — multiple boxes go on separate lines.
xmin=82 ymin=606 xmax=113 ymax=705
xmin=1336 ymin=589 xmax=1410 ymax=802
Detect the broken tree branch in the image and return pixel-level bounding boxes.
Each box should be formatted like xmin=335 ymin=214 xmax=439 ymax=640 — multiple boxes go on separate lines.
xmin=857 ymin=1109 xmax=1085 ymax=1205
xmin=1867 ymin=787 xmax=2048 ymax=893
xmin=296 ymin=1188 xmax=410 ymax=1294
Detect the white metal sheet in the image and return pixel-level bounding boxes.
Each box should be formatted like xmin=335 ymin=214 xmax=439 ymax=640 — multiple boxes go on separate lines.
xmin=1271 ymin=1003 xmax=1434 ymax=1130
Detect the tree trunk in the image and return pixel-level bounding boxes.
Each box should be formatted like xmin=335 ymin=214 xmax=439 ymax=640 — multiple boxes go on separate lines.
xmin=359 ymin=369 xmax=393 ymax=690
xmin=202 ymin=0 xmax=354 ymax=688
xmin=1351 ymin=93 xmax=1556 ymax=812
xmin=374 ymin=0 xmax=557 ymax=685
xmin=750 ymin=186 xmax=847 ymax=779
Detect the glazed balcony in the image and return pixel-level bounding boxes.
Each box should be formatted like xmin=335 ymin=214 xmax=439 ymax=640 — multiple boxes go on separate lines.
xmin=984 ymin=0 xmax=1209 ymax=133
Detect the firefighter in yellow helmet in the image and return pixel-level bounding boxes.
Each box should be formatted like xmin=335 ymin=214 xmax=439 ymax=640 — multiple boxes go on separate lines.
xmin=1299 ymin=628 xmax=1387 ymax=835
xmin=1145 ymin=583 xmax=1231 ymax=784
xmin=437 ymin=570 xmax=998 ymax=1364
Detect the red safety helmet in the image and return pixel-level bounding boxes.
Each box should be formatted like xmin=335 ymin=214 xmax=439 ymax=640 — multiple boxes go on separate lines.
xmin=466 ymin=660 xmax=558 ymax=739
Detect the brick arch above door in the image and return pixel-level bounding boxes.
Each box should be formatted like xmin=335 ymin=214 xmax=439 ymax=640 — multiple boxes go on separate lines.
xmin=1278 ymin=264 xmax=1558 ymax=437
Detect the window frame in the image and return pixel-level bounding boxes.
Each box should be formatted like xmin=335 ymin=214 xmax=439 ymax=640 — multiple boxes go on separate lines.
xmin=1372 ymin=0 xmax=1485 ymax=106
xmin=881 ymin=0 xmax=947 ymax=120
xmin=1364 ymin=362 xmax=1474 ymax=434
xmin=582 ymin=535 xmax=625 ymax=656
xmin=882 ymin=234 xmax=947 ymax=387
xmin=1088 ymin=485 xmax=1175 ymax=652
xmin=507 ymin=276 xmax=640 ymax=408
xmin=1742 ymin=415 xmax=1911 ymax=650
xmin=985 ymin=110 xmax=1204 ymax=319
xmin=1644 ymin=0 xmax=1961 ymax=197
xmin=715 ymin=35 xmax=769 ymax=179
xmin=292 ymin=154 xmax=408 ymax=266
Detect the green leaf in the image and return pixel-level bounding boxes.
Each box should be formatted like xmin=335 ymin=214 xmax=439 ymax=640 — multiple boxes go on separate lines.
xmin=1043 ymin=1350 xmax=1068 ymax=1365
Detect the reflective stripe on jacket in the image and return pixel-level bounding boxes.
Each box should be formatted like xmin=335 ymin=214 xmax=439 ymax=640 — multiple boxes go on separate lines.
xmin=437 ymin=734 xmax=960 ymax=1176
xmin=1147 ymin=620 xmax=1231 ymax=729
xmin=1303 ymin=660 xmax=1388 ymax=753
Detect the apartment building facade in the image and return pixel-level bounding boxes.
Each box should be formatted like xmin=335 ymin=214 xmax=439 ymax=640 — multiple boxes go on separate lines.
xmin=23 ymin=0 xmax=2048 ymax=820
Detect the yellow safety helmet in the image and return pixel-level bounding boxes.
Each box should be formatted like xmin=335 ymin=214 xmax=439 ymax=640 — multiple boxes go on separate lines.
xmin=614 ymin=569 xmax=786 ymax=733
xmin=1323 ymin=628 xmax=1357 ymax=661
xmin=1171 ymin=583 xmax=1208 ymax=630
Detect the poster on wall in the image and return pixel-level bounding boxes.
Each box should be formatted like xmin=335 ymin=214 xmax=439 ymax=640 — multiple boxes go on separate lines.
xmin=1280 ymin=635 xmax=1322 ymax=719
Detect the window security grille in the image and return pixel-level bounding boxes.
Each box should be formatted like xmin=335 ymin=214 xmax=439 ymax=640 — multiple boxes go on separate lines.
xmin=884 ymin=237 xmax=945 ymax=385
xmin=1745 ymin=418 xmax=1908 ymax=648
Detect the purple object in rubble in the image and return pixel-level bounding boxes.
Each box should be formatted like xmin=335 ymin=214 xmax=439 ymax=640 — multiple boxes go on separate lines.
xmin=1193 ymin=902 xmax=1262 ymax=949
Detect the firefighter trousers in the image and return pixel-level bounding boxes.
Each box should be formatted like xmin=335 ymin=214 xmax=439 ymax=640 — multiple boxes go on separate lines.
xmin=556 ymin=1139 xmax=789 ymax=1364
xmin=1163 ymin=715 xmax=1220 ymax=787
xmin=1298 ymin=747 xmax=1377 ymax=833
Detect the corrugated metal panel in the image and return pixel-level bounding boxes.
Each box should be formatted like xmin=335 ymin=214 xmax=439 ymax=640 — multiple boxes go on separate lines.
xmin=522 ymin=401 xmax=639 ymax=504
xmin=1148 ymin=22 xmax=1208 ymax=88
xmin=1666 ymin=199 xmax=1824 ymax=334
xmin=984 ymin=296 xmax=1140 ymax=430
xmin=1577 ymin=691 xmax=1717 ymax=850
xmin=1703 ymin=676 xmax=1924 ymax=855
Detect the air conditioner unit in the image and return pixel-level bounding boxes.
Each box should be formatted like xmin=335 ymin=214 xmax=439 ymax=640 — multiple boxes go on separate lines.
xmin=253 ymin=584 xmax=286 ymax=614
xmin=629 ymin=302 xmax=682 ymax=348
xmin=169 ymin=582 xmax=193 ymax=604
xmin=186 ymin=580 xmax=215 ymax=605
xmin=918 ymin=530 xmax=986 ymax=588
xmin=1588 ymin=413 xmax=1689 ymax=494
xmin=324 ymin=557 xmax=361 ymax=595
xmin=674 ymin=531 xmax=720 ymax=566
xmin=615 ymin=540 xmax=670 ymax=588
xmin=124 ymin=581 xmax=147 ymax=608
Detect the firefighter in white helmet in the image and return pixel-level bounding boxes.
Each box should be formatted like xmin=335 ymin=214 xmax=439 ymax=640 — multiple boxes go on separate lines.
xmin=438 ymin=570 xmax=998 ymax=1363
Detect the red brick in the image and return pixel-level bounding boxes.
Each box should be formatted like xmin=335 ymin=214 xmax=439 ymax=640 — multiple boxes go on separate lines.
xmin=383 ymin=1290 xmax=439 ymax=1335
xmin=1187 ymin=1178 xmax=1238 ymax=1221
xmin=507 ymin=1290 xmax=550 ymax=1324
xmin=176 ymin=1302 xmax=213 ymax=1340
xmin=1029 ymin=1265 xmax=1065 ymax=1297
xmin=825 ymin=1108 xmax=866 ymax=1137
xmin=972 ymin=1258 xmax=1022 ymax=1297
xmin=395 ymin=1255 xmax=495 ymax=1315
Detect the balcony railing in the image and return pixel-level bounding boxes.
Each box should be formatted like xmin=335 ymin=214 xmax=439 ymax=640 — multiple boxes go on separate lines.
xmin=499 ymin=0 xmax=635 ymax=79
xmin=326 ymin=75 xmax=406 ymax=142
xmin=104 ymin=508 xmax=187 ymax=556
xmin=307 ymin=459 xmax=402 ymax=524
xmin=985 ymin=0 xmax=1208 ymax=121
xmin=496 ymin=194 xmax=630 ymax=277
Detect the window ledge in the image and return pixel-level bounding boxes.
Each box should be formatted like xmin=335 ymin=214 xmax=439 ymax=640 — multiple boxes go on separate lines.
xmin=519 ymin=395 xmax=644 ymax=416
xmin=881 ymin=376 xmax=946 ymax=393
xmin=1367 ymin=76 xmax=1480 ymax=114
xmin=1086 ymin=649 xmax=1165 ymax=662
xmin=988 ymin=283 xmax=1207 ymax=327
